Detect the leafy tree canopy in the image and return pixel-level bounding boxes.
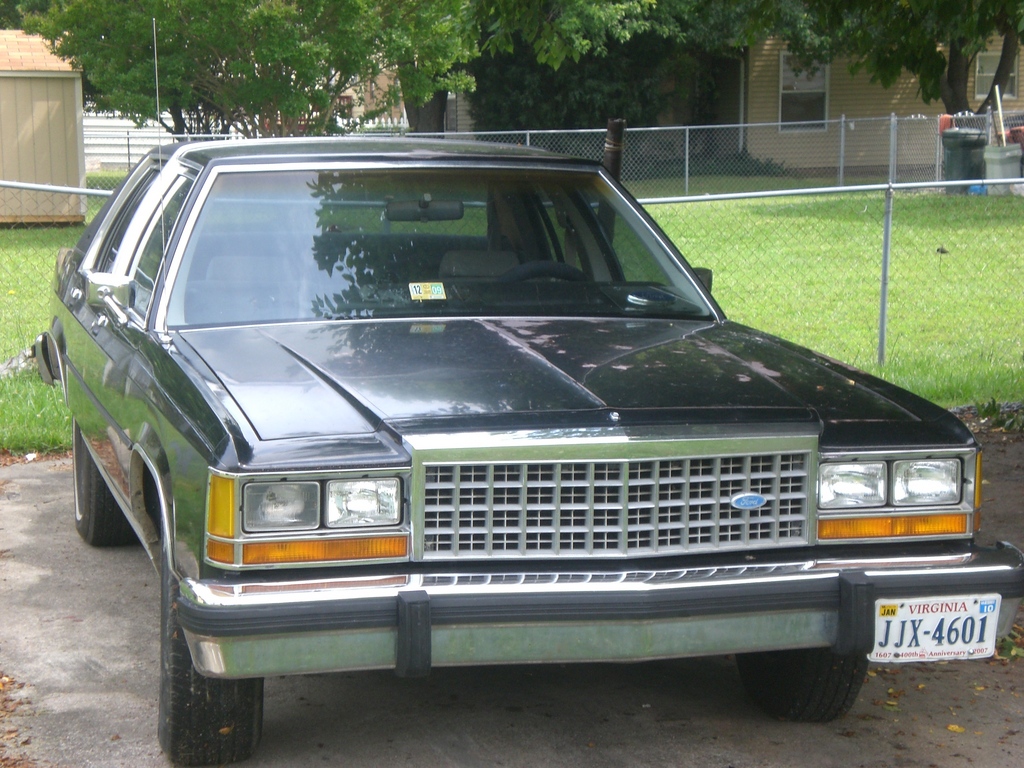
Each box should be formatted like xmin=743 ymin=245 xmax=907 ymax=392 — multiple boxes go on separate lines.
xmin=26 ymin=0 xmax=481 ymax=136
xmin=467 ymin=0 xmax=772 ymax=130
xmin=23 ymin=0 xmax=777 ymax=135
xmin=773 ymin=0 xmax=1024 ymax=114
xmin=468 ymin=32 xmax=677 ymax=130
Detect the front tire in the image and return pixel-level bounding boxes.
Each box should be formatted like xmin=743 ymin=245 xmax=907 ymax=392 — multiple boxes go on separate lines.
xmin=72 ymin=422 xmax=136 ymax=546
xmin=736 ymin=647 xmax=868 ymax=722
xmin=158 ymin=548 xmax=263 ymax=765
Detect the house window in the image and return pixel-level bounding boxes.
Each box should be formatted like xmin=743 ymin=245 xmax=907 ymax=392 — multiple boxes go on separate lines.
xmin=975 ymin=50 xmax=1018 ymax=99
xmin=780 ymin=52 xmax=828 ymax=129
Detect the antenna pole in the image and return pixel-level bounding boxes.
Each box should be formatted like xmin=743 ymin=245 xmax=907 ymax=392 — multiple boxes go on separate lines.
xmin=153 ymin=18 xmax=161 ymax=127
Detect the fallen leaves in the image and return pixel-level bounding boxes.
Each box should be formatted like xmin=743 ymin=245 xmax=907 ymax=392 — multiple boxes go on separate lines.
xmin=996 ymin=624 xmax=1024 ymax=661
xmin=0 ymin=672 xmax=38 ymax=768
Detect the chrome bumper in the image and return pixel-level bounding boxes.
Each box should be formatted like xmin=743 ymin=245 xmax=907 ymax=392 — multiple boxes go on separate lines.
xmin=176 ymin=544 xmax=1024 ymax=678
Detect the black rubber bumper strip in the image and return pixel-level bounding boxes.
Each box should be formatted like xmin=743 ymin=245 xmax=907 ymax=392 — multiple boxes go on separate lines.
xmin=174 ymin=555 xmax=1024 ymax=640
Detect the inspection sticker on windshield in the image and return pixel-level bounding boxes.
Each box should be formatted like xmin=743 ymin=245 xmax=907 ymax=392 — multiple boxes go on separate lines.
xmin=870 ymin=594 xmax=1000 ymax=662
xmin=409 ymin=282 xmax=447 ymax=301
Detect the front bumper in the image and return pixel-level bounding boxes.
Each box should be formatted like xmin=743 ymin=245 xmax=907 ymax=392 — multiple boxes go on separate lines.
xmin=176 ymin=543 xmax=1024 ymax=678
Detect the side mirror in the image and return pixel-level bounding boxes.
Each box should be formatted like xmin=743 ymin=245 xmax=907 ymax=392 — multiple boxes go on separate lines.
xmin=693 ymin=267 xmax=713 ymax=293
xmin=85 ymin=272 xmax=133 ymax=309
xmin=85 ymin=272 xmax=133 ymax=326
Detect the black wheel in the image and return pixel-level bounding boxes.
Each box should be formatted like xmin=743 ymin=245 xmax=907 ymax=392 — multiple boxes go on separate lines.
xmin=736 ymin=647 xmax=868 ymax=722
xmin=72 ymin=422 xmax=136 ymax=546
xmin=498 ymin=261 xmax=588 ymax=282
xmin=159 ymin=547 xmax=263 ymax=765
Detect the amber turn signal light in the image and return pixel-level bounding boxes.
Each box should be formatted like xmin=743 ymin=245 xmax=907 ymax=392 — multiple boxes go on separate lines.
xmin=242 ymin=535 xmax=409 ymax=565
xmin=818 ymin=513 xmax=969 ymax=540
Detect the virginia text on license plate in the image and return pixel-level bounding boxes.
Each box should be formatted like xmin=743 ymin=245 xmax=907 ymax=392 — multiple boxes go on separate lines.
xmin=870 ymin=594 xmax=1001 ymax=662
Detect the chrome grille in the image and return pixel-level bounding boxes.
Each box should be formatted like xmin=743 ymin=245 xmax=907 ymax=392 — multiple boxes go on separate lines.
xmin=420 ymin=451 xmax=811 ymax=559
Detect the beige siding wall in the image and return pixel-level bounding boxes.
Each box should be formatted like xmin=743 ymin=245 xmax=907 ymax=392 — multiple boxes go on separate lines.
xmin=745 ymin=38 xmax=1020 ymax=172
xmin=0 ymin=72 xmax=85 ymax=223
xmin=746 ymin=39 xmax=930 ymax=170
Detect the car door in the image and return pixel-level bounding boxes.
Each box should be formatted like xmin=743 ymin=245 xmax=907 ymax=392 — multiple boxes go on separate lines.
xmin=62 ymin=161 xmax=166 ymax=508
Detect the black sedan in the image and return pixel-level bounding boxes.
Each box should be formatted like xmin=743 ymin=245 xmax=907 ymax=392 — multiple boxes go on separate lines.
xmin=35 ymin=137 xmax=1024 ymax=766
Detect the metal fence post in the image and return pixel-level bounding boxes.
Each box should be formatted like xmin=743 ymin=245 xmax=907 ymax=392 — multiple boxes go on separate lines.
xmin=684 ymin=126 xmax=690 ymax=197
xmin=878 ymin=114 xmax=897 ymax=366
xmin=838 ymin=115 xmax=846 ymax=186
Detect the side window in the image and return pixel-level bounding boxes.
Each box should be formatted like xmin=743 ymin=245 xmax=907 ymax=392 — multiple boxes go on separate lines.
xmin=93 ymin=167 xmax=160 ymax=273
xmin=130 ymin=177 xmax=194 ymax=318
xmin=611 ymin=219 xmax=670 ymax=284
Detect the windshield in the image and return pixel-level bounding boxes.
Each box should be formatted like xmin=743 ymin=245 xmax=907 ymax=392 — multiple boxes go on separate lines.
xmin=165 ymin=166 xmax=713 ymax=327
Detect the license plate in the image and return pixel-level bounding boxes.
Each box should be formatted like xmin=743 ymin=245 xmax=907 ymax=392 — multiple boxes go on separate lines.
xmin=869 ymin=594 xmax=1001 ymax=662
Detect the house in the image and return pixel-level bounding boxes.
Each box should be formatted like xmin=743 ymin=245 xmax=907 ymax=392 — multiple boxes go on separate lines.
xmin=736 ymin=37 xmax=1020 ymax=176
xmin=0 ymin=30 xmax=86 ymax=224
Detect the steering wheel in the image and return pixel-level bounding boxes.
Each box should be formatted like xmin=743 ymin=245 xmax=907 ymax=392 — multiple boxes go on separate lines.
xmin=498 ymin=261 xmax=588 ymax=283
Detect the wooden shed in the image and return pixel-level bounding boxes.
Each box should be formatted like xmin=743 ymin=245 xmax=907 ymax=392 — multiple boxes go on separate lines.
xmin=0 ymin=30 xmax=86 ymax=224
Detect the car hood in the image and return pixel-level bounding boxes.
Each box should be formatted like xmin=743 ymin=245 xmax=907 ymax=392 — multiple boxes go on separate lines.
xmin=178 ymin=318 xmax=959 ymax=448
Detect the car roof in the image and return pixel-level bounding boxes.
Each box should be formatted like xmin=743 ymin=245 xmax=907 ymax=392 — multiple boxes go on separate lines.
xmin=152 ymin=136 xmax=601 ymax=171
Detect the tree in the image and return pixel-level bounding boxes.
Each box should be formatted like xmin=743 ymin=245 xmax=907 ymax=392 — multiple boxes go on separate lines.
xmin=467 ymin=0 xmax=773 ymax=131
xmin=24 ymin=0 xmax=776 ymax=136
xmin=467 ymin=32 xmax=677 ymax=130
xmin=27 ymin=0 xmax=474 ymax=136
xmin=775 ymin=0 xmax=1024 ymax=115
xmin=0 ymin=1 xmax=20 ymax=26
xmin=403 ymin=0 xmax=658 ymax=132
xmin=25 ymin=0 xmax=663 ymax=135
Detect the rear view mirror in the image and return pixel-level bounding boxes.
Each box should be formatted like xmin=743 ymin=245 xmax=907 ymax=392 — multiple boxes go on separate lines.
xmin=386 ymin=196 xmax=464 ymax=222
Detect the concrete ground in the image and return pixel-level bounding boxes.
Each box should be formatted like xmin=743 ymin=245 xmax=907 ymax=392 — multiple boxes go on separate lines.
xmin=1 ymin=429 xmax=1022 ymax=768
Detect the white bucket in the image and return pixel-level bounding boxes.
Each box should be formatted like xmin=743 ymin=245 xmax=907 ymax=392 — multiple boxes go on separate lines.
xmin=984 ymin=144 xmax=1022 ymax=195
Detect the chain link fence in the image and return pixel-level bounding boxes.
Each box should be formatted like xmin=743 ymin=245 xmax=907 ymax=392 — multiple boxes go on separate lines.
xmin=645 ymin=186 xmax=1023 ymax=405
xmin=3 ymin=114 xmax=1022 ymax=405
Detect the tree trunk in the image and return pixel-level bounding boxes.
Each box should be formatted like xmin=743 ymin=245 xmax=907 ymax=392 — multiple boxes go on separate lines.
xmin=939 ymin=38 xmax=972 ymax=114
xmin=406 ymin=90 xmax=448 ymax=133
xmin=167 ymin=106 xmax=187 ymax=136
xmin=976 ymin=29 xmax=1020 ymax=115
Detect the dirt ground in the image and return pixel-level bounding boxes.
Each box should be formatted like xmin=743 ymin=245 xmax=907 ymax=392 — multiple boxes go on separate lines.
xmin=0 ymin=419 xmax=1022 ymax=768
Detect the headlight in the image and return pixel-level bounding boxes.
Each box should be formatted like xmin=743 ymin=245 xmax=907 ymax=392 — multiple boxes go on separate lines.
xmin=893 ymin=460 xmax=960 ymax=505
xmin=819 ymin=462 xmax=885 ymax=508
xmin=243 ymin=482 xmax=320 ymax=531
xmin=327 ymin=479 xmax=401 ymax=527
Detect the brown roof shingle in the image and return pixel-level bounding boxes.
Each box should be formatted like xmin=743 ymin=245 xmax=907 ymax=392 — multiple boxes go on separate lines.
xmin=0 ymin=29 xmax=76 ymax=73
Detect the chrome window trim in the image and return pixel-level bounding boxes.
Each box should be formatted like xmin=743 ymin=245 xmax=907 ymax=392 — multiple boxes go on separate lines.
xmin=125 ymin=173 xmax=197 ymax=324
xmin=80 ymin=157 xmax=161 ymax=273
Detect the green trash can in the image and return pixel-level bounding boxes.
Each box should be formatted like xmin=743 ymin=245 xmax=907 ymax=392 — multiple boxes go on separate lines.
xmin=942 ymin=128 xmax=987 ymax=193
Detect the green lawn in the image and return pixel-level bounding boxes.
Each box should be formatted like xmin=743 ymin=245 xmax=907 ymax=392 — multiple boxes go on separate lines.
xmin=1 ymin=224 xmax=82 ymax=456
xmin=649 ymin=191 xmax=1024 ymax=405
xmin=1 ymin=185 xmax=1021 ymax=454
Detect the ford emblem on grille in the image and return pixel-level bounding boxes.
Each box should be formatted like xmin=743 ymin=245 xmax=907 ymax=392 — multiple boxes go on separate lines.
xmin=731 ymin=493 xmax=768 ymax=510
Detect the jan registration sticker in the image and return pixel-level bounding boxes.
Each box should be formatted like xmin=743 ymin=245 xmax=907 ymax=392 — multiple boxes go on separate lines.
xmin=409 ymin=282 xmax=446 ymax=301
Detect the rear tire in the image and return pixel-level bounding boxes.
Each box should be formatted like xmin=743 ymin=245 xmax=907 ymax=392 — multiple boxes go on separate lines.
xmin=158 ymin=546 xmax=263 ymax=765
xmin=736 ymin=647 xmax=868 ymax=722
xmin=72 ymin=422 xmax=136 ymax=546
